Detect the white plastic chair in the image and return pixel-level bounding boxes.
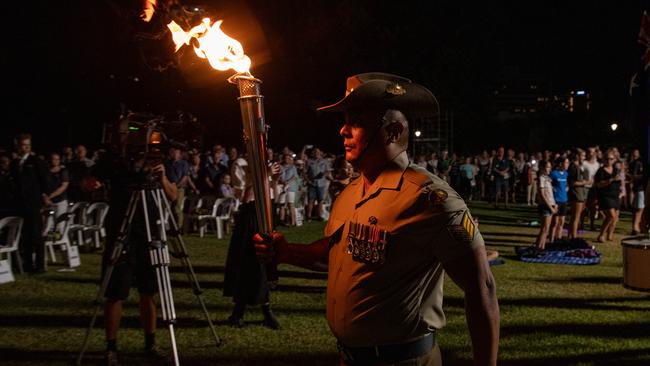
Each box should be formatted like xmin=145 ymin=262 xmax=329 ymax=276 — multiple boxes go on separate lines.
xmin=0 ymin=216 xmax=24 ymax=275
xmin=185 ymin=196 xmax=205 ymax=234
xmin=42 ymin=209 xmax=56 ymax=237
xmin=44 ymin=213 xmax=75 ymax=263
xmin=67 ymin=202 xmax=89 ymax=246
xmin=293 ymin=206 xmax=305 ymax=227
xmin=198 ymin=197 xmax=235 ymax=239
xmin=83 ymin=202 xmax=109 ymax=248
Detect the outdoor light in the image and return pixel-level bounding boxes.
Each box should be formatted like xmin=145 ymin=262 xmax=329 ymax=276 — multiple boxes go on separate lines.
xmin=611 ymin=123 xmax=618 ymax=131
xmin=415 ymin=130 xmax=422 ymax=137
xmin=576 ymin=90 xmax=585 ymax=95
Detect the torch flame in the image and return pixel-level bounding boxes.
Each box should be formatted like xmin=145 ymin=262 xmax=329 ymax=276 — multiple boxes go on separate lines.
xmin=167 ymin=18 xmax=251 ymax=74
xmin=141 ymin=0 xmax=157 ymax=22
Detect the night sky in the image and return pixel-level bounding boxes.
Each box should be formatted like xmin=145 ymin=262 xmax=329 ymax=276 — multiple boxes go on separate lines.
xmin=2 ymin=0 xmax=645 ymax=155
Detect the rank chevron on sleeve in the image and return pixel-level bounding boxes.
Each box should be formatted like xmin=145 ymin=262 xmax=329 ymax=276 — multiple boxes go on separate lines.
xmin=462 ymin=211 xmax=475 ymax=239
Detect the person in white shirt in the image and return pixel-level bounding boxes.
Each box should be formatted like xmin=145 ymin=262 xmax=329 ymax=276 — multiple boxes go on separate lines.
xmin=582 ymin=147 xmax=601 ymax=231
xmin=230 ymin=153 xmax=248 ymax=202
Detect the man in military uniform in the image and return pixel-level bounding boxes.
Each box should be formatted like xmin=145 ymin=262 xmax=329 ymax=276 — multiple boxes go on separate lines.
xmin=256 ymin=73 xmax=499 ymax=366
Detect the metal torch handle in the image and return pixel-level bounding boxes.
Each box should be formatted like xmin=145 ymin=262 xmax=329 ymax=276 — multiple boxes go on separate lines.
xmin=235 ymin=77 xmax=274 ymax=235
xmin=233 ymin=76 xmax=278 ymax=283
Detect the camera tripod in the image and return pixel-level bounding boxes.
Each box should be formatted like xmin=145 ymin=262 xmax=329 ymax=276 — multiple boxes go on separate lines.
xmin=77 ymin=182 xmax=221 ymax=366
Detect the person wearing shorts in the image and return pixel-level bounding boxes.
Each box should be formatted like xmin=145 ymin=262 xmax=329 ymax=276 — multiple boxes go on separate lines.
xmin=492 ymin=147 xmax=510 ymax=209
xmin=103 ymin=229 xmax=158 ymax=300
xmin=549 ymin=157 xmax=569 ymax=243
xmin=630 ymin=150 xmax=645 ymax=234
xmin=306 ymin=148 xmax=329 ymax=221
xmin=568 ymin=149 xmax=590 ymax=238
xmin=92 ymin=145 xmax=178 ymax=365
xmin=536 ymin=160 xmax=557 ymax=250
xmin=594 ymin=152 xmax=622 ymax=242
xmin=582 ymin=147 xmax=601 ymax=231
xmin=278 ymin=154 xmax=299 ymax=226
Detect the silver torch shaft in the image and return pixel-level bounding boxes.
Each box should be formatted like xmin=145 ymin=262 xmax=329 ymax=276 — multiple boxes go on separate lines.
xmin=228 ymin=74 xmax=274 ymax=235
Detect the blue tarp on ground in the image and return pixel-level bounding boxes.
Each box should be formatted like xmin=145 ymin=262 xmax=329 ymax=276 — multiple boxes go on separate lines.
xmin=515 ymin=239 xmax=601 ymax=265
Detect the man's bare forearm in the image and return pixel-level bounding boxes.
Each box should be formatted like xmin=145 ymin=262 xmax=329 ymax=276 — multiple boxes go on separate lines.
xmin=465 ymin=273 xmax=499 ymax=366
xmin=279 ymin=237 xmax=330 ymax=272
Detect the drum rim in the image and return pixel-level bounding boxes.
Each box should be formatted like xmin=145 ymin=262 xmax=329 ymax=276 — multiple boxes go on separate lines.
xmin=621 ymin=242 xmax=650 ymax=249
xmin=622 ymin=283 xmax=650 ymax=292
xmin=621 ymin=236 xmax=650 ymax=248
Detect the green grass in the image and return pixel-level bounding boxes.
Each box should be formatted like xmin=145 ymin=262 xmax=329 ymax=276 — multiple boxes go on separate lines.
xmin=1 ymin=203 xmax=649 ymax=365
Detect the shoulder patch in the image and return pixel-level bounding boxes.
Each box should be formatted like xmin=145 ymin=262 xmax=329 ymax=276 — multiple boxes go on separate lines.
xmin=422 ymin=184 xmax=448 ymax=208
xmin=447 ymin=211 xmax=476 ymax=244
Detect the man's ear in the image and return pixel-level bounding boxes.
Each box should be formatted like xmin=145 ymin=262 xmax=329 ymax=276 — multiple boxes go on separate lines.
xmin=385 ymin=121 xmax=405 ymax=144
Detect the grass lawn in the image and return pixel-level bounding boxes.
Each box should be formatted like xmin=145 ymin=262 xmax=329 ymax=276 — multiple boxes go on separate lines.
xmin=1 ymin=202 xmax=649 ymax=365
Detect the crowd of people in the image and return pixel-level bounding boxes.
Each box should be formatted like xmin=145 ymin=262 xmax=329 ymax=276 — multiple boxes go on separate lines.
xmin=0 ymin=136 xmax=359 ymax=271
xmin=412 ymin=145 xmax=646 ymax=249
xmin=1 ymin=133 xmax=646 ymax=272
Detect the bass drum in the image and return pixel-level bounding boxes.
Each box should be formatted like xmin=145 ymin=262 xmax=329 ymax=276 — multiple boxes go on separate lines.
xmin=621 ymin=237 xmax=650 ymax=292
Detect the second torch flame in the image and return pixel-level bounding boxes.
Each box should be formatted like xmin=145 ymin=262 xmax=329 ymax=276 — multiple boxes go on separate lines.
xmin=167 ymin=18 xmax=252 ymax=74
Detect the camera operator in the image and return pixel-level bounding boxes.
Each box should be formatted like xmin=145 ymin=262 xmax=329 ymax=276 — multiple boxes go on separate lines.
xmin=92 ymin=124 xmax=178 ymax=366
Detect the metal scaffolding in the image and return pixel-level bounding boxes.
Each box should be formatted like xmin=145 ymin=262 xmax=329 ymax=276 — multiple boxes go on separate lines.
xmin=411 ymin=110 xmax=452 ymax=158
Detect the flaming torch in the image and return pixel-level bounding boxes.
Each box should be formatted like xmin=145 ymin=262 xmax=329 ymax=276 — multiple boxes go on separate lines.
xmin=167 ymin=19 xmax=274 ymax=239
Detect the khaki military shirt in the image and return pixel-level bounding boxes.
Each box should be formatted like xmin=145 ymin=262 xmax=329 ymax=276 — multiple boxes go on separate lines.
xmin=324 ymin=151 xmax=484 ymax=347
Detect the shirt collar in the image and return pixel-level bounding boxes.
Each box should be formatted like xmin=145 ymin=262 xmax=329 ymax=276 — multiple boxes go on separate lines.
xmin=353 ymin=151 xmax=410 ymax=206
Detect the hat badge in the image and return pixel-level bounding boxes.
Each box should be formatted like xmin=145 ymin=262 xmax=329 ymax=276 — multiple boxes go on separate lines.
xmin=386 ymin=83 xmax=406 ymax=96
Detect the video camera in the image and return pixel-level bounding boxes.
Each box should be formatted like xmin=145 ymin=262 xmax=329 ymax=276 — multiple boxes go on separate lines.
xmin=123 ymin=115 xmax=168 ymax=164
xmin=104 ymin=111 xmax=202 ymax=185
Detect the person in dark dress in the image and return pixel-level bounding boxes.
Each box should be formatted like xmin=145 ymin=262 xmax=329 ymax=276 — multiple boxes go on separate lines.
xmin=10 ymin=134 xmax=50 ymax=273
xmin=594 ymin=152 xmax=621 ymax=242
xmin=223 ymin=164 xmax=281 ymax=330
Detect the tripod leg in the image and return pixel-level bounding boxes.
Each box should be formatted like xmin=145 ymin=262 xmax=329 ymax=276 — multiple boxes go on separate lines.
xmin=77 ymin=191 xmax=141 ymax=366
xmin=76 ymin=302 xmax=101 ymax=366
xmin=144 ymin=190 xmax=180 ymax=366
xmin=169 ymin=324 xmax=181 ymax=366
xmin=159 ymin=189 xmax=221 ymax=346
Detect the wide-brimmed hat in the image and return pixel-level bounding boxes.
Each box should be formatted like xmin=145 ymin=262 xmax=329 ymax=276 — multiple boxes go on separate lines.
xmin=317 ymin=72 xmax=439 ymax=115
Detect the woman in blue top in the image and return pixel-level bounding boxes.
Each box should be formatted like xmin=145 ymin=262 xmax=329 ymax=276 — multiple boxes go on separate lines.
xmin=549 ymin=157 xmax=570 ymax=243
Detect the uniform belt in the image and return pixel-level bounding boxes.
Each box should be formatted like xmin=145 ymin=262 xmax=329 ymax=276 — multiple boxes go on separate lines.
xmin=337 ymin=332 xmax=435 ymax=365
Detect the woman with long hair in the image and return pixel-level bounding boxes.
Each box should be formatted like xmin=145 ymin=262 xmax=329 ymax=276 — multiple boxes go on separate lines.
xmin=594 ymin=152 xmax=622 ymax=242
xmin=567 ymin=149 xmax=590 ymax=239
xmin=535 ymin=160 xmax=556 ymax=251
